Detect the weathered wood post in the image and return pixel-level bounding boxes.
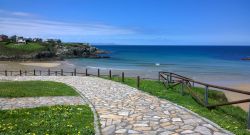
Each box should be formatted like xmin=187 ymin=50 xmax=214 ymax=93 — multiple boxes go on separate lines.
xmin=169 ymin=73 xmax=172 ymax=83
xmin=85 ymin=69 xmax=88 ymax=76
xmin=166 ymin=75 xmax=169 ymax=84
xmin=25 ymin=71 xmax=27 ymax=76
xmin=20 ymin=70 xmax=22 ymax=76
xmin=74 ymin=68 xmax=77 ymax=76
xmin=5 ymin=70 xmax=7 ymax=76
xmin=109 ymin=70 xmax=112 ymax=79
xmin=34 ymin=69 xmax=36 ymax=76
xmin=55 ymin=71 xmax=57 ymax=76
xmin=204 ymin=86 xmax=209 ymax=106
xmin=137 ymin=76 xmax=140 ymax=89
xmin=48 ymin=69 xmax=50 ymax=76
xmin=248 ymin=104 xmax=250 ymax=129
xmin=181 ymin=81 xmax=184 ymax=96
xmin=97 ymin=69 xmax=100 ymax=77
xmin=61 ymin=69 xmax=63 ymax=76
xmin=158 ymin=72 xmax=161 ymax=82
xmin=122 ymin=72 xmax=125 ymax=82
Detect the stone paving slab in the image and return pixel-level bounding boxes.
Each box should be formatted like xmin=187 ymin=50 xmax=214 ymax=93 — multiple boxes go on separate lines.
xmin=0 ymin=96 xmax=85 ymax=110
xmin=0 ymin=76 xmax=233 ymax=135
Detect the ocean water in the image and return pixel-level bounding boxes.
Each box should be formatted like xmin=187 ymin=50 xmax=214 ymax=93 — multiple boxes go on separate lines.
xmin=67 ymin=45 xmax=250 ymax=86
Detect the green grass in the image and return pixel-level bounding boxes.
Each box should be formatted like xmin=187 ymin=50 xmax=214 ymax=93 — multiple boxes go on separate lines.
xmin=0 ymin=81 xmax=79 ymax=97
xmin=5 ymin=43 xmax=45 ymax=52
xmin=104 ymin=76 xmax=249 ymax=135
xmin=0 ymin=105 xmax=95 ymax=135
xmin=0 ymin=42 xmax=46 ymax=55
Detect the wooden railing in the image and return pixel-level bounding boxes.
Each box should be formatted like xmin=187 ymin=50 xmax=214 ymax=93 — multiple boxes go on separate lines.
xmin=159 ymin=71 xmax=250 ymax=129
xmin=0 ymin=69 xmax=156 ymax=89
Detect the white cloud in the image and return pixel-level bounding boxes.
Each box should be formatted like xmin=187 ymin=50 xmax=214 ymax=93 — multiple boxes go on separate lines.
xmin=0 ymin=17 xmax=136 ymax=38
xmin=0 ymin=10 xmax=136 ymax=39
xmin=11 ymin=12 xmax=34 ymax=17
xmin=0 ymin=9 xmax=35 ymax=17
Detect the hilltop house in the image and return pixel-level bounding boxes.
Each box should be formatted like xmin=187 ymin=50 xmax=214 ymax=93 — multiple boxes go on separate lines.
xmin=16 ymin=37 xmax=26 ymax=44
xmin=0 ymin=34 xmax=8 ymax=41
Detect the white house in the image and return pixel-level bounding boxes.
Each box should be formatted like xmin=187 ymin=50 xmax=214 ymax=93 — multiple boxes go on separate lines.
xmin=16 ymin=37 xmax=26 ymax=44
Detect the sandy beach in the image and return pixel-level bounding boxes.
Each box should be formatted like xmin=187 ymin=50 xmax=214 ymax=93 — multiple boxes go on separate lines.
xmin=0 ymin=61 xmax=74 ymax=71
xmin=224 ymin=84 xmax=250 ymax=111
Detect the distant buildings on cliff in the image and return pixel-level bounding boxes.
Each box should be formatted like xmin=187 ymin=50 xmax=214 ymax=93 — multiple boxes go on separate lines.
xmin=0 ymin=34 xmax=61 ymax=45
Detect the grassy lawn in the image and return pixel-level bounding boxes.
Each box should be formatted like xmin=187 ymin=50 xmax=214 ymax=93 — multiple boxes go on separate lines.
xmin=0 ymin=105 xmax=95 ymax=135
xmin=0 ymin=81 xmax=79 ymax=97
xmin=104 ymin=76 xmax=249 ymax=135
xmin=5 ymin=43 xmax=45 ymax=52
xmin=0 ymin=42 xmax=45 ymax=55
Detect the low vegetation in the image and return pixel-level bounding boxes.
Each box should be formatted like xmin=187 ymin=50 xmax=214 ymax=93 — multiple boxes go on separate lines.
xmin=104 ymin=76 xmax=249 ymax=135
xmin=0 ymin=40 xmax=108 ymax=60
xmin=0 ymin=105 xmax=95 ymax=134
xmin=0 ymin=81 xmax=79 ymax=97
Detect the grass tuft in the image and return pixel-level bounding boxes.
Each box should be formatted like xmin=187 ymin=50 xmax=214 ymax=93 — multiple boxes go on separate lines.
xmin=0 ymin=105 xmax=95 ymax=135
xmin=0 ymin=81 xmax=79 ymax=97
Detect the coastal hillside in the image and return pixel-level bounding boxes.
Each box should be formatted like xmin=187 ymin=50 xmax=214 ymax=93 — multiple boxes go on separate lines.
xmin=0 ymin=38 xmax=109 ymax=61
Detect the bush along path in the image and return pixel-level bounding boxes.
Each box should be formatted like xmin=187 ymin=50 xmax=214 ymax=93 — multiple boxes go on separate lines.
xmin=0 ymin=76 xmax=232 ymax=135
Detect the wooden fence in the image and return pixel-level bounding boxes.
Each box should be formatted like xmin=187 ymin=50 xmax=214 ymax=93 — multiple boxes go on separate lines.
xmin=159 ymin=71 xmax=250 ymax=129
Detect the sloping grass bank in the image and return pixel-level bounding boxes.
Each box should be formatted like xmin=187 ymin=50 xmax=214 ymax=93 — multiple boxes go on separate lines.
xmin=0 ymin=81 xmax=79 ymax=97
xmin=0 ymin=105 xmax=95 ymax=134
xmin=104 ymin=76 xmax=249 ymax=135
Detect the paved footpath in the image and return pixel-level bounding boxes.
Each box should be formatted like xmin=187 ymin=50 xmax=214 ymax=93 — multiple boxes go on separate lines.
xmin=0 ymin=76 xmax=232 ymax=135
xmin=0 ymin=96 xmax=85 ymax=110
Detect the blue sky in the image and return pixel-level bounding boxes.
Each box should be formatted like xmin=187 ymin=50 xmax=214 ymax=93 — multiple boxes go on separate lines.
xmin=0 ymin=0 xmax=250 ymax=45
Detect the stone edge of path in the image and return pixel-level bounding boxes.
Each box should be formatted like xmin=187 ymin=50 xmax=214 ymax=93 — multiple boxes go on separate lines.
xmin=68 ymin=84 xmax=101 ymax=135
xmin=99 ymin=77 xmax=234 ymax=135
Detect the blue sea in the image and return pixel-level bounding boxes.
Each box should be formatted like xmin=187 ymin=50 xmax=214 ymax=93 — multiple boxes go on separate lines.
xmin=67 ymin=45 xmax=250 ymax=86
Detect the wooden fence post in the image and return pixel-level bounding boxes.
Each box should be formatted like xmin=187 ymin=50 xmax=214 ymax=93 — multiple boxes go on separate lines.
xmin=109 ymin=70 xmax=111 ymax=79
xmin=180 ymin=81 xmax=184 ymax=96
xmin=5 ymin=70 xmax=7 ymax=76
xmin=34 ymin=69 xmax=36 ymax=76
xmin=169 ymin=73 xmax=172 ymax=83
xmin=248 ymin=104 xmax=250 ymax=129
xmin=85 ymin=69 xmax=88 ymax=76
xmin=97 ymin=69 xmax=100 ymax=77
xmin=74 ymin=68 xmax=76 ymax=76
xmin=61 ymin=69 xmax=63 ymax=76
xmin=158 ymin=72 xmax=161 ymax=81
xmin=48 ymin=69 xmax=50 ymax=76
xmin=122 ymin=72 xmax=124 ymax=82
xmin=137 ymin=76 xmax=140 ymax=89
xmin=55 ymin=71 xmax=57 ymax=76
xmin=166 ymin=75 xmax=169 ymax=84
xmin=20 ymin=70 xmax=22 ymax=76
xmin=204 ymin=86 xmax=209 ymax=106
xmin=25 ymin=71 xmax=27 ymax=76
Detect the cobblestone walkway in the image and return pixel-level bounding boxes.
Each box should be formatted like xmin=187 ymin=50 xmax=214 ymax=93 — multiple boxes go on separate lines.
xmin=0 ymin=96 xmax=85 ymax=110
xmin=0 ymin=76 xmax=232 ymax=135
